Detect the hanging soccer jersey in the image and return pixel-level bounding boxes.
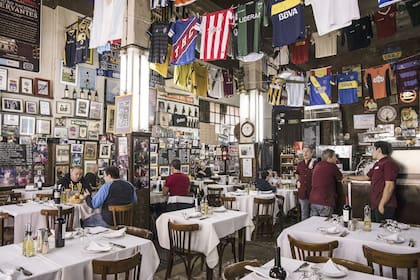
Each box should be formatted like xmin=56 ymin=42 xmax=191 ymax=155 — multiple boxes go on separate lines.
xmin=285 ymin=74 xmax=305 ymax=107
xmin=233 ymin=0 xmax=267 ymax=61
xmin=174 ymin=0 xmax=196 ymax=7
xmin=190 ymin=62 xmax=209 ymax=97
xmin=173 ymin=63 xmax=193 ymax=90
xmin=309 ymin=74 xmax=333 ymax=105
xmin=200 ymin=8 xmax=234 ymax=61
xmin=222 ymin=69 xmax=234 ymax=97
xmin=337 ymin=71 xmax=359 ymax=104
xmin=148 ymin=22 xmax=170 ymax=64
xmin=75 ymin=18 xmax=91 ymax=64
xmin=208 ymin=68 xmax=224 ymax=99
xmin=168 ymin=17 xmax=200 ymax=65
xmin=267 ymin=0 xmax=305 ymax=47
xmin=394 ymin=55 xmax=420 ymax=94
xmin=373 ymin=4 xmax=397 ymax=39
xmin=364 ymin=64 xmax=393 ymax=100
xmin=343 ymin=16 xmax=373 ymax=51
xmin=312 ymin=31 xmax=338 ymax=58
xmin=150 ymin=46 xmax=171 ymax=78
xmin=406 ymin=0 xmax=420 ymax=26
xmin=290 ymin=37 xmax=310 ymax=64
xmin=268 ymin=78 xmax=286 ymax=105
xmin=64 ymin=28 xmax=77 ymax=67
xmin=378 ymin=0 xmax=401 ymax=8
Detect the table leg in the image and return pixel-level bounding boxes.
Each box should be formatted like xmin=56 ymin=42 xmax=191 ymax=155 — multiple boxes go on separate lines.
xmin=238 ymin=227 xmax=246 ymax=261
xmin=206 ymin=264 xmax=213 ymax=280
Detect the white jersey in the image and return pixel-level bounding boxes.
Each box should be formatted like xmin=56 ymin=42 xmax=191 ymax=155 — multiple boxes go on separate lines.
xmin=208 ymin=68 xmax=224 ymax=99
xmin=286 ymin=74 xmax=305 ymax=107
xmin=312 ymin=31 xmax=339 ymax=58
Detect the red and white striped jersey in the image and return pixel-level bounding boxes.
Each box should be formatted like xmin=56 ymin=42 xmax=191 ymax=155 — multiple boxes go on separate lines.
xmin=199 ymin=8 xmax=234 ymax=61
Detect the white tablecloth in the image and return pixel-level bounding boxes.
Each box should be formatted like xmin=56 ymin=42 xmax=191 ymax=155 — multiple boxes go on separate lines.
xmin=276 ymin=188 xmax=297 ymax=214
xmin=13 ymin=187 xmax=54 ymax=200
xmin=277 ymin=216 xmax=420 ymax=279
xmin=156 ymin=207 xmax=254 ymax=268
xmin=240 ymin=258 xmax=392 ymax=279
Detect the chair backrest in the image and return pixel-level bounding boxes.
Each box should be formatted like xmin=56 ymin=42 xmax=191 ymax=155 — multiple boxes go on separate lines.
xmin=222 ymin=259 xmax=261 ymax=280
xmin=9 ymin=192 xmax=22 ymax=202
xmin=233 ymin=185 xmax=245 ymax=191
xmin=0 ymin=212 xmax=9 ymax=246
xmin=108 ymin=203 xmax=134 ymax=230
xmin=168 ymin=221 xmax=199 ymax=255
xmin=254 ymin=197 xmax=275 ymax=217
xmin=36 ymin=193 xmax=52 ymax=200
xmin=362 ymin=245 xmax=420 ymax=280
xmin=305 ymin=256 xmax=373 ymax=274
xmin=222 ymin=196 xmax=236 ymax=209
xmin=120 ymin=225 xmax=153 ymax=240
xmin=288 ymin=234 xmax=338 ymax=260
xmin=275 ymin=194 xmax=285 ymax=216
xmin=207 ymin=187 xmax=223 ymax=207
xmin=92 ymin=252 xmax=142 ymax=280
xmin=40 ymin=207 xmax=74 ymax=231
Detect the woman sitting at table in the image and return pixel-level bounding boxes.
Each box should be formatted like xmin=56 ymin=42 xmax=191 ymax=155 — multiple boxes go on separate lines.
xmin=256 ymin=171 xmax=276 ymax=192
xmin=195 ymin=161 xmax=212 ymax=179
xmin=58 ymin=165 xmax=92 ymax=194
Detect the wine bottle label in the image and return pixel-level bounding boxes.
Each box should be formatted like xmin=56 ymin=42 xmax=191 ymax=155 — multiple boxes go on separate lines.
xmin=343 ymin=210 xmax=350 ymax=221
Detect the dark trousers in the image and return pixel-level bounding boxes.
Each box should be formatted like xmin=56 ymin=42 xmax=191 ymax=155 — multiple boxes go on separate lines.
xmin=372 ymin=207 xmax=395 ymax=223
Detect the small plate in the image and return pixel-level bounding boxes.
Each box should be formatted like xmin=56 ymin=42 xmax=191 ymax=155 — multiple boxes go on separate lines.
xmin=398 ymin=223 xmax=410 ymax=230
xmin=317 ymin=227 xmax=341 ymax=234
xmin=83 ymin=242 xmax=112 ymax=253
xmin=314 ymin=264 xmax=348 ymax=278
xmin=378 ymin=234 xmax=405 ymax=244
xmin=213 ymin=207 xmax=227 ymax=213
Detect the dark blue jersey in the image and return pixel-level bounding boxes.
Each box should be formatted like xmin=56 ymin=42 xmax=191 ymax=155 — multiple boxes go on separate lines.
xmin=309 ymin=74 xmax=333 ymax=105
xmin=337 ymin=71 xmax=359 ymax=104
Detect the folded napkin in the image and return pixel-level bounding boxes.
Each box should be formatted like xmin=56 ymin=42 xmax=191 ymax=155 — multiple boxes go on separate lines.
xmin=87 ymin=226 xmax=109 ymax=235
xmin=384 ymin=233 xmax=401 ymax=242
xmin=213 ymin=206 xmax=226 ymax=212
xmin=244 ymin=265 xmax=270 ymax=278
xmin=65 ymin=231 xmax=75 ymax=239
xmin=102 ymin=227 xmax=126 ymax=238
xmin=85 ymin=241 xmax=112 ymax=252
xmin=187 ymin=212 xmax=202 ymax=218
xmin=260 ymin=190 xmax=274 ymax=194
xmin=326 ymin=226 xmax=339 ymax=234
xmin=320 ymin=259 xmax=342 ymax=275
xmin=398 ymin=223 xmax=410 ymax=230
xmin=236 ymin=189 xmax=247 ymax=193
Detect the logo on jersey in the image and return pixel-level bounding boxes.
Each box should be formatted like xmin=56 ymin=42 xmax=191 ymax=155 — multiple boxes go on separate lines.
xmin=171 ymin=19 xmax=199 ymax=64
xmin=373 ymin=75 xmax=385 ymax=83
xmin=277 ymin=8 xmax=298 ymax=21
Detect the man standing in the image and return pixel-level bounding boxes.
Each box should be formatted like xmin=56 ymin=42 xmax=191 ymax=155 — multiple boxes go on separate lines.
xmin=83 ymin=166 xmax=137 ymax=227
xmin=343 ymin=141 xmax=399 ymax=222
xmin=295 ymin=147 xmax=317 ymax=220
xmin=309 ymin=149 xmax=342 ymax=217
xmin=164 ymin=159 xmax=190 ymax=196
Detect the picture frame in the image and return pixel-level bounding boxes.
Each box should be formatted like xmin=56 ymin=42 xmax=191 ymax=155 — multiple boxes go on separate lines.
xmin=105 ymin=78 xmax=119 ymax=103
xmin=87 ymin=121 xmax=100 ymax=140
xmin=238 ymin=143 xmax=255 ymax=158
xmin=55 ymin=144 xmax=70 ymax=164
xmin=84 ymin=160 xmax=98 ymax=174
xmin=3 ymin=114 xmax=19 ymax=126
xmin=56 ymin=101 xmax=73 ymax=116
xmin=7 ymin=78 xmax=19 ymax=93
xmin=150 ymin=143 xmax=158 ymax=153
xmin=70 ymin=143 xmax=84 ymax=154
xmin=34 ymin=78 xmax=52 ymax=98
xmin=97 ymin=158 xmax=109 ymax=168
xmin=0 ymin=68 xmax=7 ymax=91
xmin=2 ymin=97 xmax=23 ymax=113
xmin=59 ymin=60 xmax=77 ymax=86
xmin=55 ymin=165 xmax=69 ymax=182
xmin=39 ymin=100 xmax=51 ymax=116
xmin=114 ymin=94 xmax=132 ymax=134
xmin=75 ymin=99 xmax=90 ymax=117
xmin=89 ymin=101 xmax=102 ymax=119
xmin=36 ymin=119 xmax=51 ymax=135
xmin=150 ymin=166 xmax=157 ymax=179
xmin=78 ymin=65 xmax=96 ymax=90
xmin=0 ymin=167 xmax=16 ymax=187
xmin=181 ymin=164 xmax=189 ymax=174
xmin=19 ymin=116 xmax=35 ymax=135
xmin=53 ymin=127 xmax=68 ymax=138
xmin=150 ymin=153 xmax=157 ymax=165
xmin=68 ymin=124 xmax=79 ymax=139
xmin=20 ymin=77 xmax=33 ymax=94
xmin=71 ymin=153 xmax=82 ymax=166
xmin=84 ymin=142 xmax=97 ymax=160
xmin=54 ymin=118 xmax=66 ymax=127
xmin=79 ymin=126 xmax=87 ymax=139
xmin=25 ymin=101 xmax=37 ymax=114
xmin=159 ymin=165 xmax=170 ymax=177
xmin=106 ymin=105 xmax=116 ymax=133
xmin=99 ymin=143 xmax=112 ymax=158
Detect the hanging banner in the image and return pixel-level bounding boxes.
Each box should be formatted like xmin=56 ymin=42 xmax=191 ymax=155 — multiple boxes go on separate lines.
xmin=0 ymin=0 xmax=41 ymax=72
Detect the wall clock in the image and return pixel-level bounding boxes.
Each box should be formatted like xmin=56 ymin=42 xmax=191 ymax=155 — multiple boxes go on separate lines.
xmin=240 ymin=121 xmax=255 ymax=137
xmin=377 ymin=105 xmax=397 ymax=123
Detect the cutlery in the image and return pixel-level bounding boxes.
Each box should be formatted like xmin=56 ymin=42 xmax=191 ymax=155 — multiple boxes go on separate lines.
xmin=293 ymin=262 xmax=309 ymax=272
xmin=199 ymin=216 xmax=209 ymax=220
xmin=340 ymin=231 xmax=349 ymax=237
xmin=17 ymin=266 xmax=32 ymax=276
xmin=408 ymin=239 xmax=416 ymax=247
xmin=109 ymin=242 xmax=126 ymax=249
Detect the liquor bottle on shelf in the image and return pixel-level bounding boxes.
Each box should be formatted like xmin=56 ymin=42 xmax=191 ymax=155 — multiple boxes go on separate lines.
xmin=54 ymin=206 xmax=65 ymax=248
xmin=87 ymin=89 xmax=92 ymax=100
xmin=80 ymin=88 xmax=86 ymax=99
xmin=194 ymin=108 xmax=198 ymax=117
xmin=64 ymin=85 xmax=70 ymax=98
xmin=188 ymin=107 xmax=192 ymax=116
xmin=269 ymin=247 xmax=286 ymax=279
xmin=167 ymin=103 xmax=171 ymax=112
xmin=94 ymin=90 xmax=99 ymax=101
xmin=72 ymin=88 xmax=77 ymax=99
xmin=182 ymin=106 xmax=186 ymax=115
xmin=36 ymin=177 xmax=43 ymax=190
xmin=174 ymin=105 xmax=178 ymax=114
xmin=343 ymin=196 xmax=351 ymax=228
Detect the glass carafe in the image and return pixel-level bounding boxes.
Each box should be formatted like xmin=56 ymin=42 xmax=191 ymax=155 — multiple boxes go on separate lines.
xmin=363 ymin=205 xmax=372 ymax=232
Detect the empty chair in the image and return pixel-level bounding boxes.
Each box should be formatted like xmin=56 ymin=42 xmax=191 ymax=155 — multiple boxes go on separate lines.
xmin=0 ymin=212 xmax=13 ymax=245
xmin=118 ymin=225 xmax=153 ymax=240
xmin=222 ymin=259 xmax=261 ymax=280
xmin=275 ymin=194 xmax=286 ymax=228
xmin=92 ymin=252 xmax=142 ymax=280
xmin=207 ymin=187 xmax=223 ymax=207
xmin=221 ymin=196 xmax=236 ymax=210
xmin=166 ymin=221 xmax=204 ymax=280
xmin=253 ymin=197 xmax=275 ymax=240
xmin=108 ymin=203 xmax=134 ymax=230
xmin=363 ymin=245 xmax=420 ymax=279
xmin=305 ymin=256 xmax=373 ymax=274
xmin=36 ymin=193 xmax=52 ymax=200
xmin=40 ymin=207 xmax=75 ymax=231
xmin=288 ymin=234 xmax=339 ymax=260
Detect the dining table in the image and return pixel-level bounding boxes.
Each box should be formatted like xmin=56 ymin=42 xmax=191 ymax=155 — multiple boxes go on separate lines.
xmin=12 ymin=187 xmax=54 ymax=200
xmin=0 ymin=226 xmax=160 ymax=280
xmin=276 ymin=187 xmax=297 ymax=214
xmin=277 ymin=216 xmax=420 ymax=279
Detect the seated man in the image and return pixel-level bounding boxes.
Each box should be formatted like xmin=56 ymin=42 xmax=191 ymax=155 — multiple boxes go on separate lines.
xmin=83 ymin=166 xmax=137 ymax=228
xmin=84 ymin=164 xmax=100 ymax=190
xmin=195 ymin=161 xmax=212 ymax=179
xmin=58 ymin=165 xmax=92 ymax=193
xmin=255 ymin=171 xmax=276 ymax=192
xmin=164 ymin=159 xmax=192 ymax=211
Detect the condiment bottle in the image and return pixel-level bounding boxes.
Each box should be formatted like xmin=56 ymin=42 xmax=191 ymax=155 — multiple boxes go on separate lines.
xmin=363 ymin=205 xmax=372 ymax=232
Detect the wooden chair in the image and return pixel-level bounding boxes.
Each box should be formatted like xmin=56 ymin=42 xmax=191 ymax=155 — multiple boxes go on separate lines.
xmin=218 ymin=196 xmax=238 ymax=276
xmin=286 ymin=191 xmax=301 ymax=223
xmin=253 ymin=197 xmax=275 ymax=240
xmin=288 ymin=234 xmax=339 ymax=260
xmin=0 ymin=212 xmax=13 ymax=246
xmin=117 ymin=225 xmax=153 ymax=240
xmin=305 ymin=256 xmax=373 ymax=274
xmin=233 ymin=185 xmax=245 ymax=191
xmin=207 ymin=187 xmax=223 ymax=207
xmin=40 ymin=207 xmax=75 ymax=231
xmin=222 ymin=259 xmax=261 ymax=280
xmin=166 ymin=221 xmax=204 ymax=280
xmin=36 ymin=193 xmax=52 ymax=200
xmin=221 ymin=196 xmax=236 ymax=209
xmin=108 ymin=203 xmax=134 ymax=230
xmin=275 ymin=194 xmax=286 ymax=228
xmin=8 ymin=192 xmax=22 ymax=202
xmin=362 ymin=245 xmax=420 ymax=279
xmin=92 ymin=252 xmax=142 ymax=280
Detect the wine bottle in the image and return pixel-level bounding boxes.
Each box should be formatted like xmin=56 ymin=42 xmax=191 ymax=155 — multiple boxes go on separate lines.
xmin=188 ymin=107 xmax=192 ymax=116
xmin=72 ymin=88 xmax=77 ymax=99
xmin=174 ymin=105 xmax=178 ymax=113
xmin=25 ymin=224 xmax=35 ymax=257
xmin=22 ymin=223 xmax=28 ymax=256
xmin=182 ymin=106 xmax=186 ymax=115
xmin=55 ymin=206 xmax=65 ymax=248
xmin=53 ymin=185 xmax=61 ymax=204
xmin=94 ymin=90 xmax=99 ymax=101
xmin=269 ymin=247 xmax=286 ymax=279
xmin=87 ymin=89 xmax=92 ymax=100
xmin=195 ymin=188 xmax=201 ymax=212
xmin=64 ymin=85 xmax=70 ymax=98
xmin=343 ymin=196 xmax=351 ymax=228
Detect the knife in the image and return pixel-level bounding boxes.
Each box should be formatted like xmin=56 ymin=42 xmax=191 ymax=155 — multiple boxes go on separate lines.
xmin=293 ymin=262 xmax=309 ymax=272
xmin=109 ymin=242 xmax=126 ymax=249
xmin=199 ymin=216 xmax=209 ymax=220
xmin=18 ymin=266 xmax=33 ymax=276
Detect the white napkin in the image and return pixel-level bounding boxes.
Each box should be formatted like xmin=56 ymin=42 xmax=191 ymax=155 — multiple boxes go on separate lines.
xmin=65 ymin=231 xmax=75 ymax=239
xmin=398 ymin=223 xmax=410 ymax=230
xmin=236 ymin=189 xmax=247 ymax=193
xmin=85 ymin=241 xmax=112 ymax=252
xmin=244 ymin=265 xmax=270 ymax=278
xmin=102 ymin=227 xmax=126 ymax=238
xmin=213 ymin=206 xmax=226 ymax=212
xmin=320 ymin=259 xmax=342 ymax=275
xmin=187 ymin=212 xmax=202 ymax=218
xmin=260 ymin=190 xmax=273 ymax=194
xmin=384 ymin=233 xmax=400 ymax=241
xmin=87 ymin=226 xmax=109 ymax=234
xmin=326 ymin=226 xmax=339 ymax=234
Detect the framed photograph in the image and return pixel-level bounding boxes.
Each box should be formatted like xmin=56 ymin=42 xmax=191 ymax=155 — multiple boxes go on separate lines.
xmin=55 ymin=118 xmax=66 ymax=127
xmin=34 ymin=78 xmax=52 ymax=98
xmin=84 ymin=160 xmax=98 ymax=174
xmin=59 ymin=60 xmax=77 ymax=86
xmin=238 ymin=143 xmax=255 ymax=158
xmin=71 ymin=153 xmax=82 ymax=166
xmin=88 ymin=121 xmax=100 ymax=140
xmin=75 ymin=99 xmax=90 ymax=117
xmin=68 ymin=124 xmax=79 ymax=139
xmin=99 ymin=143 xmax=112 ymax=158
xmin=53 ymin=127 xmax=68 ymax=138
xmin=20 ymin=77 xmax=33 ymax=94
xmin=3 ymin=114 xmax=19 ymax=126
xmin=150 ymin=153 xmax=157 ymax=165
xmin=7 ymin=78 xmax=19 ymax=93
xmin=19 ymin=116 xmax=35 ymax=135
xmin=19 ymin=136 xmax=32 ymax=145
xmin=2 ymin=97 xmax=23 ymax=113
xmin=25 ymin=101 xmax=37 ymax=114
xmin=0 ymin=68 xmax=7 ymax=91
xmin=105 ymin=78 xmax=119 ymax=103
xmin=78 ymin=66 xmax=96 ymax=90
xmin=55 ymin=165 xmax=69 ymax=182
xmin=56 ymin=144 xmax=70 ymax=164
xmin=0 ymin=167 xmax=16 ymax=187
xmin=39 ymin=100 xmax=51 ymax=116
xmin=56 ymin=101 xmax=73 ymax=116
xmin=84 ymin=142 xmax=97 ymax=160
xmin=150 ymin=166 xmax=157 ymax=179
xmin=181 ymin=164 xmax=189 ymax=175
xmin=97 ymin=158 xmax=109 ymax=168
xmin=36 ymin=119 xmax=51 ymax=135
xmin=89 ymin=101 xmax=102 ymax=119
xmin=79 ymin=126 xmax=87 ymax=139
xmin=159 ymin=165 xmax=170 ymax=177
xmin=150 ymin=143 xmax=158 ymax=153
xmin=71 ymin=143 xmax=84 ymax=154
xmin=106 ymin=105 xmax=116 ymax=133
xmin=114 ymin=94 xmax=132 ymax=134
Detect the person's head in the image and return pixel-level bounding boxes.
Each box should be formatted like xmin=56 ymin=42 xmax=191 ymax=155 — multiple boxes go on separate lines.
xmin=200 ymin=161 xmax=207 ymax=170
xmin=89 ymin=164 xmax=99 ymax=174
xmin=70 ymin=165 xmax=83 ymax=182
xmin=104 ymin=166 xmax=120 ymax=182
xmin=322 ymin=149 xmax=337 ymax=163
xmin=373 ymin=141 xmax=392 ymax=160
xmin=171 ymin=159 xmax=181 ymax=172
xmin=302 ymin=147 xmax=313 ymax=161
xmin=261 ymin=171 xmax=269 ymax=180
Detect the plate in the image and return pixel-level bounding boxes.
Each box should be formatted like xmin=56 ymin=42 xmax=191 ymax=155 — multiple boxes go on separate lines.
xmin=317 ymin=227 xmax=341 ymax=234
xmin=398 ymin=223 xmax=410 ymax=230
xmin=314 ymin=264 xmax=348 ymax=278
xmin=213 ymin=207 xmax=226 ymax=213
xmin=64 ymin=231 xmax=78 ymax=239
xmin=378 ymin=234 xmax=405 ymax=244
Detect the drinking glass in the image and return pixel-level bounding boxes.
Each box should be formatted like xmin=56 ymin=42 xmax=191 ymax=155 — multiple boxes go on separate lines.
xmin=331 ymin=214 xmax=339 ymax=224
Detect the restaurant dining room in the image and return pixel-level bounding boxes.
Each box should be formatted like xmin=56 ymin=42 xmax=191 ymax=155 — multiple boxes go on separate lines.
xmin=1 ymin=0 xmax=420 ymax=279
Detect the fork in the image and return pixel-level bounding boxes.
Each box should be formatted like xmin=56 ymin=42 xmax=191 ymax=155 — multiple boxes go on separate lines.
xmin=293 ymin=262 xmax=309 ymax=272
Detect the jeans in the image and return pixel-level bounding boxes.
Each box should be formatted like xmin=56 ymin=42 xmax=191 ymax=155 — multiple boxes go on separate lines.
xmin=372 ymin=207 xmax=395 ymax=223
xmin=299 ymin=199 xmax=310 ymax=220
xmin=82 ymin=213 xmax=112 ymax=228
xmin=310 ymin=204 xmax=334 ymax=217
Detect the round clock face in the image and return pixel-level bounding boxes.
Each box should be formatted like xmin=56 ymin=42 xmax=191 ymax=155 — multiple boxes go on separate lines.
xmin=377 ymin=106 xmax=397 ymax=123
xmin=241 ymin=121 xmax=254 ymax=137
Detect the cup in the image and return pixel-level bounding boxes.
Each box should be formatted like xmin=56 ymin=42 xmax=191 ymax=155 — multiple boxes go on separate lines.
xmin=350 ymin=219 xmax=358 ymax=231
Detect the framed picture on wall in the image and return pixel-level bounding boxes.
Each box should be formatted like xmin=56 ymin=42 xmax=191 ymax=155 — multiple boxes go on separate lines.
xmin=105 ymin=78 xmax=119 ymax=103
xmin=36 ymin=119 xmax=51 ymax=135
xmin=2 ymin=97 xmax=23 ymax=113
xmin=56 ymin=144 xmax=70 ymax=164
xmin=89 ymin=101 xmax=102 ymax=119
xmin=53 ymin=127 xmax=68 ymax=138
xmin=71 ymin=143 xmax=84 ymax=154
xmin=79 ymin=126 xmax=87 ymax=139
xmin=20 ymin=77 xmax=33 ymax=94
xmin=84 ymin=142 xmax=97 ymax=160
xmin=19 ymin=116 xmax=35 ymax=135
xmin=3 ymin=114 xmax=19 ymax=126
xmin=150 ymin=166 xmax=157 ymax=179
xmin=181 ymin=164 xmax=189 ymax=175
xmin=34 ymin=78 xmax=52 ymax=98
xmin=55 ymin=165 xmax=69 ymax=182
xmin=59 ymin=60 xmax=77 ymax=86
xmin=150 ymin=143 xmax=158 ymax=153
xmin=78 ymin=65 xmax=96 ymax=90
xmin=84 ymin=160 xmax=98 ymax=174
xmin=150 ymin=154 xmax=157 ymax=165
xmin=159 ymin=166 xmax=170 ymax=177
xmin=0 ymin=68 xmax=7 ymax=91
xmin=99 ymin=143 xmax=111 ymax=158
xmin=75 ymin=99 xmax=90 ymax=117
xmin=39 ymin=100 xmax=51 ymax=116
xmin=56 ymin=101 xmax=73 ymax=116
xmin=106 ymin=105 xmax=116 ymax=133
xmin=25 ymin=101 xmax=37 ymax=114
xmin=7 ymin=78 xmax=19 ymax=93
xmin=114 ymin=94 xmax=132 ymax=134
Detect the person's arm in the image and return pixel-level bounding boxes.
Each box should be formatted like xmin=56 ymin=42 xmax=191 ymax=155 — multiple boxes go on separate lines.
xmin=378 ymin=181 xmax=395 ymax=214
xmin=85 ymin=182 xmax=111 ymax=209
xmin=163 ymin=178 xmax=170 ymax=195
xmin=205 ymin=167 xmax=211 ymax=177
xmin=342 ymin=174 xmax=370 ymax=184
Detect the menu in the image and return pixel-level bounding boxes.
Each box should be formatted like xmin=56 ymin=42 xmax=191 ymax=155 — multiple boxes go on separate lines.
xmin=0 ymin=143 xmax=32 ymax=165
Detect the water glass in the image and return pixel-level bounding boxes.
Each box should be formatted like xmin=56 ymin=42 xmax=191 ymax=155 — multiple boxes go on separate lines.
xmin=331 ymin=214 xmax=339 ymax=224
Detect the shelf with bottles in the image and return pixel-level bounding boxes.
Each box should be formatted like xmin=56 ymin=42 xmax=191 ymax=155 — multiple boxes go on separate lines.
xmin=62 ymin=86 xmax=100 ymax=102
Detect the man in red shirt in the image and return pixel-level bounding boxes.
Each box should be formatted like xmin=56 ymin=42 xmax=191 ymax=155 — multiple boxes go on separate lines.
xmin=163 ymin=159 xmax=190 ymax=196
xmin=295 ymin=147 xmax=317 ymax=220
xmin=343 ymin=141 xmax=399 ymax=222
xmin=309 ymin=149 xmax=343 ymax=217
